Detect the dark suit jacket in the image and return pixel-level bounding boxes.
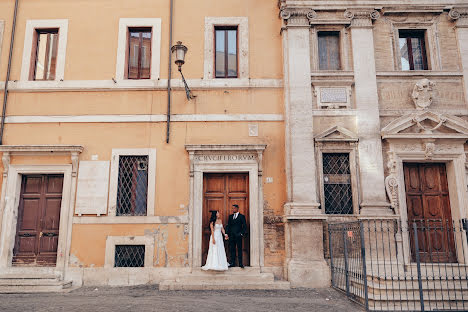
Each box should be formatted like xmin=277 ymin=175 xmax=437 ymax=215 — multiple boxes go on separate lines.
xmin=226 ymin=213 xmax=247 ymax=238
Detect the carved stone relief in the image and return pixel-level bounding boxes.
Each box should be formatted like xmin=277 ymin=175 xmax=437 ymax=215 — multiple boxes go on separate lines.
xmin=384 ymin=151 xmax=399 ymax=214
xmin=412 ymin=78 xmax=436 ymax=110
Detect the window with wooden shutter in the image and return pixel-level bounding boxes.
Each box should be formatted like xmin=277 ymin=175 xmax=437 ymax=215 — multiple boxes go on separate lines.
xmin=31 ymin=29 xmax=59 ymax=81
xmin=127 ymin=27 xmax=152 ymax=79
xmin=318 ymin=31 xmax=341 ymax=71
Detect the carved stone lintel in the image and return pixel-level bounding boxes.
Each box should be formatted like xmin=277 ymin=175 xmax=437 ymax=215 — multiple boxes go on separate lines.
xmin=412 ymin=78 xmax=436 ymax=110
xmin=2 ymin=152 xmax=10 ymax=178
xmin=280 ymin=8 xmax=316 ymax=26
xmin=449 ymin=8 xmax=468 ymax=27
xmin=344 ymin=9 xmax=380 ymax=27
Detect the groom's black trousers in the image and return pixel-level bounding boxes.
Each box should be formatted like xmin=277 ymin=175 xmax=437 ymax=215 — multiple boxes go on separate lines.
xmin=229 ymin=235 xmax=243 ymax=266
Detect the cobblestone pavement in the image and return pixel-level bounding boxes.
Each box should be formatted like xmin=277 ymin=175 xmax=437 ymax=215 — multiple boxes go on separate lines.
xmin=0 ymin=286 xmax=363 ymax=312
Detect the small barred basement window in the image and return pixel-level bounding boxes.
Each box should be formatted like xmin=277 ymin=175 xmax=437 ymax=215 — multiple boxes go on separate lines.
xmin=323 ymin=153 xmax=353 ymax=215
xmin=114 ymin=245 xmax=145 ymax=267
xmin=116 ymin=155 xmax=148 ymax=216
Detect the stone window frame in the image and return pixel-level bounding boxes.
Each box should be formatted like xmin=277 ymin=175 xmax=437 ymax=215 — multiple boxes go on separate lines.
xmin=108 ymin=148 xmax=157 ymax=217
xmin=20 ymin=19 xmax=69 ymax=81
xmin=104 ymin=235 xmax=155 ymax=268
xmin=115 ymin=18 xmax=162 ymax=81
xmin=204 ymin=17 xmax=249 ymax=81
xmin=315 ymin=137 xmax=360 ymax=216
xmin=389 ymin=21 xmax=441 ymax=71
xmin=310 ymin=25 xmax=352 ymax=72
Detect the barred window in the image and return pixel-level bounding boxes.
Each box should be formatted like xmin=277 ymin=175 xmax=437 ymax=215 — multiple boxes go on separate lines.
xmin=114 ymin=245 xmax=145 ymax=267
xmin=323 ymin=153 xmax=353 ymax=215
xmin=116 ymin=155 xmax=148 ymax=216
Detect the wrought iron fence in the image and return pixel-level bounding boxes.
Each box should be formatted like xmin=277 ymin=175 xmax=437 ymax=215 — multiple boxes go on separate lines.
xmin=328 ymin=220 xmax=468 ymax=311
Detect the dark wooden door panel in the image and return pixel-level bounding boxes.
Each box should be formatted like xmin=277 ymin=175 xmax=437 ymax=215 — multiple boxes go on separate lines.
xmin=13 ymin=174 xmax=63 ymax=266
xmin=202 ymin=173 xmax=249 ymax=266
xmin=404 ymin=163 xmax=456 ymax=263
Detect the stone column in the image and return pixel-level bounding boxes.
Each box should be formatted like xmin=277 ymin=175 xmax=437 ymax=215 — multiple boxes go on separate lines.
xmin=450 ymin=9 xmax=468 ymax=103
xmin=346 ymin=9 xmax=392 ymax=216
xmin=281 ymin=8 xmax=329 ymax=288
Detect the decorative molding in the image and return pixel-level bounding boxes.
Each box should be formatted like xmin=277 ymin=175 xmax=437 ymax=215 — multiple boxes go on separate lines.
xmin=73 ymin=215 xmax=188 ymax=224
xmin=5 ymin=79 xmax=283 ymax=92
xmin=449 ymin=8 xmax=468 ymax=28
xmin=384 ymin=151 xmax=399 ymax=214
xmin=411 ymin=78 xmax=436 ymax=110
xmin=280 ymin=8 xmax=316 ymax=26
xmin=344 ymin=9 xmax=380 ymax=28
xmin=382 ymin=110 xmax=468 ymax=139
xmin=314 ymin=126 xmax=358 ymax=142
xmin=0 ymin=145 xmax=84 ymax=154
xmin=5 ymin=114 xmax=284 ymax=124
xmin=1 ymin=152 xmax=9 ymax=178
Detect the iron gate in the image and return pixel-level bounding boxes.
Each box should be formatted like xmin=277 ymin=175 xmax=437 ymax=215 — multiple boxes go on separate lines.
xmin=328 ymin=220 xmax=468 ymax=311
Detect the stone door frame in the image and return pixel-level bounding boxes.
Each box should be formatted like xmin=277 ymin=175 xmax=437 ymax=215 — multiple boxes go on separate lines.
xmin=388 ymin=140 xmax=468 ymax=265
xmin=186 ymin=144 xmax=266 ymax=269
xmin=0 ymin=165 xmax=73 ymax=271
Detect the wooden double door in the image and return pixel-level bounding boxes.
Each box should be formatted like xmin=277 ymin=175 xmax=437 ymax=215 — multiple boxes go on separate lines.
xmin=13 ymin=174 xmax=64 ymax=266
xmin=404 ymin=163 xmax=456 ymax=263
xmin=202 ymin=173 xmax=250 ymax=266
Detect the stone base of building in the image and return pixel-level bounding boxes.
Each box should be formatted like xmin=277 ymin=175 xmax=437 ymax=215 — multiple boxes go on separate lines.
xmin=287 ymin=259 xmax=331 ymax=288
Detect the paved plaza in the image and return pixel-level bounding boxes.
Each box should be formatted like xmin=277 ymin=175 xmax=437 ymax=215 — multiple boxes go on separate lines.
xmin=0 ymin=286 xmax=363 ymax=312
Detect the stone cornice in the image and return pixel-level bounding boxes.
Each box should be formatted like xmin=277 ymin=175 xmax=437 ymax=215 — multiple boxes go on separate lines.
xmin=279 ymin=7 xmax=316 ymax=27
xmin=344 ymin=8 xmax=380 ymax=28
xmin=0 ymin=145 xmax=84 ymax=154
xmin=449 ymin=8 xmax=468 ymax=28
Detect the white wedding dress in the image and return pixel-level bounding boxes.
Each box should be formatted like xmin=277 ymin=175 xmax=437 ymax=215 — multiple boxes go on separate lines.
xmin=202 ymin=223 xmax=228 ymax=271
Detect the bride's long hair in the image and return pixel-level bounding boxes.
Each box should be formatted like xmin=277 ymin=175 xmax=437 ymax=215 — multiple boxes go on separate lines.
xmin=209 ymin=210 xmax=218 ymax=228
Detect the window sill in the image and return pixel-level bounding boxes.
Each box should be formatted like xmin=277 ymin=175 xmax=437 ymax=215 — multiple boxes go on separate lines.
xmin=376 ymin=71 xmax=463 ymax=78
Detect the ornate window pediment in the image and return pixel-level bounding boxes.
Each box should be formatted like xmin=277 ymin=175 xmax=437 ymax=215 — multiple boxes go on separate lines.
xmin=315 ymin=126 xmax=358 ymax=142
xmin=381 ymin=110 xmax=468 ymax=140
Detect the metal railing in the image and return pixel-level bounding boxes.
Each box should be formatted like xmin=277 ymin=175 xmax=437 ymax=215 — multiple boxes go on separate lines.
xmin=328 ymin=220 xmax=468 ymax=311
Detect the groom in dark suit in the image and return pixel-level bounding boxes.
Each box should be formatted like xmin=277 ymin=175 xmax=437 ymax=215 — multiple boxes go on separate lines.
xmin=226 ymin=204 xmax=247 ymax=268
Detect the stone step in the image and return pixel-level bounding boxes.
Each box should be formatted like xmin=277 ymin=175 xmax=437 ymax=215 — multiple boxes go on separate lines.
xmin=369 ymin=301 xmax=468 ymax=311
xmin=159 ymin=280 xmax=290 ymax=291
xmin=353 ymin=278 xmax=468 ymax=291
xmin=0 ymin=280 xmax=73 ymax=293
xmin=175 ymin=274 xmax=274 ymax=284
xmin=0 ymin=273 xmax=60 ymax=280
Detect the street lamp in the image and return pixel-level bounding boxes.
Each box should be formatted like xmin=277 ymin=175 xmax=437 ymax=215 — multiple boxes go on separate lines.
xmin=171 ymin=41 xmax=194 ymax=100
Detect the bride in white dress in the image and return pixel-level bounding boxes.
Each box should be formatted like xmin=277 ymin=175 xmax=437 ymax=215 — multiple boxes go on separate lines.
xmin=202 ymin=211 xmax=229 ymax=271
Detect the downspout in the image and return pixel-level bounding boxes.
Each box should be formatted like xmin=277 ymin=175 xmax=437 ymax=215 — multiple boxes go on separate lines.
xmin=0 ymin=0 xmax=19 ymax=145
xmin=166 ymin=0 xmax=174 ymax=143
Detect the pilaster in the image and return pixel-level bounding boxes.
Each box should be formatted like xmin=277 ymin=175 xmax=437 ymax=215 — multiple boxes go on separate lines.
xmin=345 ymin=9 xmax=392 ymax=216
xmin=450 ymin=8 xmax=468 ymax=105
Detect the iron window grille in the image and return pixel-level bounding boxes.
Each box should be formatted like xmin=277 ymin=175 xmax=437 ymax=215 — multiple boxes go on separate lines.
xmin=323 ymin=153 xmax=353 ymax=215
xmin=116 ymin=155 xmax=148 ymax=216
xmin=114 ymin=245 xmax=145 ymax=267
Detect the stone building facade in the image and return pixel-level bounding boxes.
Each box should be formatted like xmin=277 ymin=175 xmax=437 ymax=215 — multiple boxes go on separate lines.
xmin=279 ymin=0 xmax=468 ymax=288
xmin=0 ymin=0 xmax=467 ymax=292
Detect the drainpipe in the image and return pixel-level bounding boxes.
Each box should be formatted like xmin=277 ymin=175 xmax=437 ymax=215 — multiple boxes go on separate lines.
xmin=166 ymin=0 xmax=174 ymax=143
xmin=0 ymin=0 xmax=19 ymax=145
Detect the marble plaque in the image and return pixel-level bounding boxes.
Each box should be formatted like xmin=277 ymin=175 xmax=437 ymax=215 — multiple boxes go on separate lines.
xmin=320 ymin=88 xmax=348 ymax=103
xmin=75 ymin=161 xmax=110 ymax=216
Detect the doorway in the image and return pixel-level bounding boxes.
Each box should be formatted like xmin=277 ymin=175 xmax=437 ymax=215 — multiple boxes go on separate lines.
xmin=202 ymin=173 xmax=250 ymax=266
xmin=12 ymin=174 xmax=64 ymax=266
xmin=403 ymin=163 xmax=456 ymax=263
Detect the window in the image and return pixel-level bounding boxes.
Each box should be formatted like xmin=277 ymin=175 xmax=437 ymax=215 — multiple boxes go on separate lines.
xmin=114 ymin=245 xmax=145 ymax=267
xmin=31 ymin=29 xmax=59 ymax=80
xmin=322 ymin=153 xmax=353 ymax=215
xmin=318 ymin=31 xmax=341 ymax=70
xmin=116 ymin=155 xmax=148 ymax=216
xmin=215 ymin=27 xmax=238 ymax=78
xmin=127 ymin=28 xmax=152 ymax=79
xmin=399 ymin=30 xmax=428 ymax=70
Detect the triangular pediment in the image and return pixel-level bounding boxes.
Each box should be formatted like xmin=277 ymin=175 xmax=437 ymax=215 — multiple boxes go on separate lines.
xmin=315 ymin=126 xmax=358 ymax=142
xmin=381 ymin=110 xmax=468 ymax=139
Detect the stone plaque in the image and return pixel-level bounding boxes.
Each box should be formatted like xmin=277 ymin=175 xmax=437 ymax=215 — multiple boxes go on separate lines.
xmin=193 ymin=154 xmax=257 ymax=162
xmin=320 ymin=88 xmax=348 ymax=103
xmin=75 ymin=161 xmax=110 ymax=216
